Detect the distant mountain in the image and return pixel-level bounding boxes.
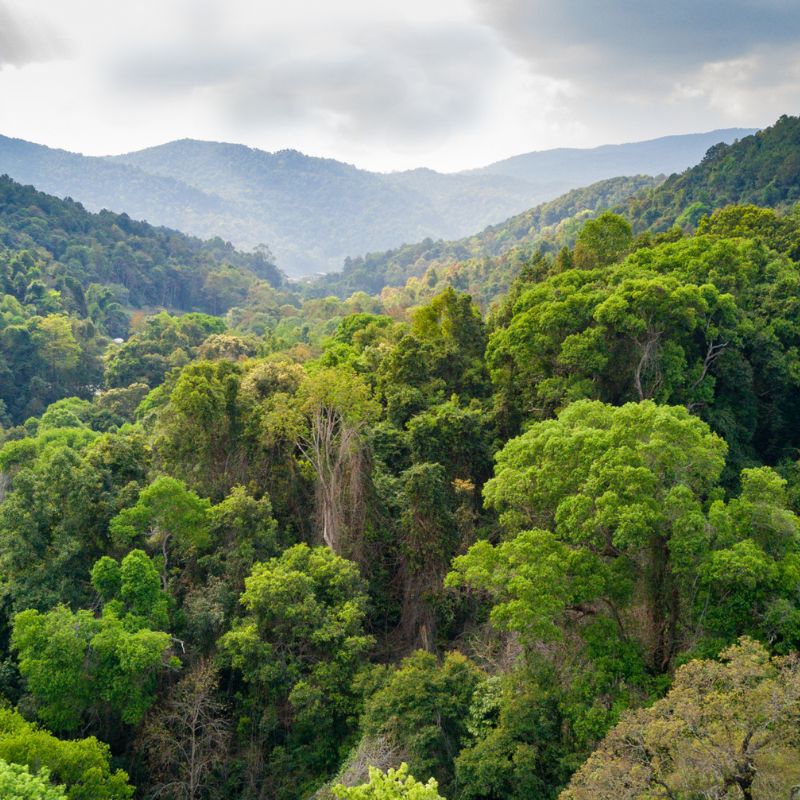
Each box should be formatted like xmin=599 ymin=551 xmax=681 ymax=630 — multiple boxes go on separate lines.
xmin=110 ymin=140 xmax=550 ymax=277
xmin=0 ymin=129 xmax=754 ymax=277
xmin=471 ymin=128 xmax=757 ymax=186
xmin=309 ymin=174 xmax=663 ymax=300
xmin=311 ymin=116 xmax=799 ymax=307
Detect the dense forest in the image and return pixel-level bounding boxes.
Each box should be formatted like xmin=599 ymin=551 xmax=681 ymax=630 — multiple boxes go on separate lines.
xmin=0 ymin=129 xmax=748 ymax=277
xmin=310 ymin=174 xmax=664 ymax=301
xmin=2 ymin=114 xmax=800 ymax=800
xmin=315 ymin=117 xmax=800 ymax=313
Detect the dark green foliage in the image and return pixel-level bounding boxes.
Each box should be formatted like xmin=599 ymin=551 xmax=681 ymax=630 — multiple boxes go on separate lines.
xmin=360 ymin=651 xmax=483 ymax=796
xmin=0 ymin=175 xmax=281 ymax=307
xmin=0 ymin=427 xmax=149 ymax=612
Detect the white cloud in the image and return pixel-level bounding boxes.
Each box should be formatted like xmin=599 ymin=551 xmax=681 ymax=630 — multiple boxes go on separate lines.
xmin=0 ymin=0 xmax=794 ymax=171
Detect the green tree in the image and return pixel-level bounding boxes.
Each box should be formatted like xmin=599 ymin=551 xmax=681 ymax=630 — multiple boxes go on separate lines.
xmin=0 ymin=707 xmax=133 ymax=800
xmin=295 ymin=368 xmax=379 ymax=554
xmin=334 ymin=764 xmax=444 ymax=800
xmin=397 ymin=464 xmax=459 ymax=650
xmin=560 ymin=639 xmax=800 ymax=800
xmin=12 ymin=552 xmax=175 ymax=735
xmin=573 ymin=212 xmax=633 ymax=268
xmin=0 ymin=760 xmax=66 ymax=800
xmin=410 ymin=288 xmax=488 ymax=398
xmin=454 ymin=670 xmax=569 ymax=800
xmin=109 ymin=476 xmax=212 ymax=588
xmin=360 ymin=651 xmax=483 ymax=795
xmin=219 ymin=544 xmax=373 ymax=797
xmin=0 ymin=429 xmax=148 ymax=612
xmin=153 ymin=360 xmax=245 ymax=500
xmin=470 ymin=400 xmax=728 ymax=669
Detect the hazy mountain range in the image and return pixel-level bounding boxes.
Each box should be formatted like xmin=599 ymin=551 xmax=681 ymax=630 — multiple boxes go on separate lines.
xmin=0 ymin=128 xmax=755 ymax=276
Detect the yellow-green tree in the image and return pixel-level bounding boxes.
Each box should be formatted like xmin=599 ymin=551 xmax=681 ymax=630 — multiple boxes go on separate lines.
xmin=561 ymin=639 xmax=800 ymax=800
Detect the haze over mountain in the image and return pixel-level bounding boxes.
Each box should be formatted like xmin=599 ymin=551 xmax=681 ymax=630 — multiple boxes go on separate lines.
xmin=0 ymin=128 xmax=754 ymax=277
xmin=469 ymin=129 xmax=756 ymax=187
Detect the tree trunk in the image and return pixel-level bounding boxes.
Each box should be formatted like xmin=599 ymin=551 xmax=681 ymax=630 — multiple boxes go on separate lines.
xmin=647 ymin=533 xmax=677 ymax=672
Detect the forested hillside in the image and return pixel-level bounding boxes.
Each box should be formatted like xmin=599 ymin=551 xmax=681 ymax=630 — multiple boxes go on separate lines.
xmin=0 ymin=129 xmax=747 ymax=277
xmin=2 ymin=102 xmax=800 ymax=798
xmin=111 ymin=141 xmax=546 ymax=274
xmin=0 ymin=174 xmax=282 ymax=423
xmin=310 ymin=174 xmax=662 ymax=301
xmin=623 ymin=114 xmax=800 ymax=230
xmin=314 ymin=115 xmax=800 ymax=309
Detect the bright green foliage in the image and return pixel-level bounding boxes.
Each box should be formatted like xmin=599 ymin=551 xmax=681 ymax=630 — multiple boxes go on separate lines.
xmin=698 ymin=467 xmax=800 ymax=651
xmin=220 ymin=544 xmax=373 ymax=797
xmin=561 ymin=638 xmax=800 ymax=800
xmin=484 ymin=399 xmax=725 ymax=536
xmin=573 ymin=212 xmax=632 ymax=268
xmin=447 ymin=530 xmax=604 ymax=643
xmin=0 ymin=429 xmax=148 ymax=612
xmin=373 ymin=290 xmax=488 ymax=433
xmin=697 ymin=203 xmax=800 ymax=258
xmin=204 ymin=485 xmax=279 ymax=587
xmin=459 ymin=399 xmax=800 ymax=670
xmin=0 ymin=760 xmax=66 ymax=800
xmin=376 ymin=335 xmax=444 ymax=426
xmin=361 ymin=651 xmax=483 ymax=794
xmin=110 ymin=476 xmax=212 ymax=564
xmin=333 ymin=313 xmax=394 ymax=348
xmin=333 ymin=764 xmax=444 ymax=800
xmin=0 ymin=708 xmax=133 ymax=800
xmin=0 ymin=308 xmax=104 ymax=424
xmin=91 ymin=550 xmax=170 ymax=630
xmin=473 ymin=401 xmax=728 ymax=668
xmin=174 ymin=486 xmax=281 ymax=653
xmin=12 ymin=551 xmax=174 ymax=734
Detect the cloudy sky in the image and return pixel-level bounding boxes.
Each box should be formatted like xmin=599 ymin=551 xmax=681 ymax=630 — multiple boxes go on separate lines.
xmin=0 ymin=0 xmax=798 ymax=172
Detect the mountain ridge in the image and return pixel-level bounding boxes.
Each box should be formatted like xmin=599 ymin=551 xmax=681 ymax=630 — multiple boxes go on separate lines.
xmin=0 ymin=128 xmax=756 ymax=277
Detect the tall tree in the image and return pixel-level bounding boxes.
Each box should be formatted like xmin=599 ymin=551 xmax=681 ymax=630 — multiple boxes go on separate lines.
xmin=295 ymin=368 xmax=379 ymax=554
xmin=561 ymin=639 xmax=800 ymax=800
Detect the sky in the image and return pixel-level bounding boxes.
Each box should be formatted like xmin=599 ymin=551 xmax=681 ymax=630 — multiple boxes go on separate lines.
xmin=0 ymin=0 xmax=798 ymax=172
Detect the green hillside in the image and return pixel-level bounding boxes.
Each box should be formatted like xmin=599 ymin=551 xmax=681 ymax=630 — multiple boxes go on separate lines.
xmin=0 ymin=174 xmax=282 ymax=422
xmin=623 ymin=114 xmax=800 ymax=230
xmin=310 ymin=174 xmax=662 ymax=300
xmin=0 ymin=129 xmax=748 ymax=277
xmin=315 ymin=115 xmax=800 ymax=309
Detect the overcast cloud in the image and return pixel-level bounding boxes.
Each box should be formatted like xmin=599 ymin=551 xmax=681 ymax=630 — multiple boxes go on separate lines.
xmin=0 ymin=0 xmax=797 ymax=171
